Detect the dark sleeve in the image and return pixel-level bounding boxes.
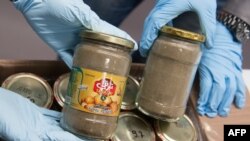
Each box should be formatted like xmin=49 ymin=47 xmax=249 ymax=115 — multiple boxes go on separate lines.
xmin=217 ymin=0 xmax=228 ymax=10
xmin=83 ymin=0 xmax=143 ymax=27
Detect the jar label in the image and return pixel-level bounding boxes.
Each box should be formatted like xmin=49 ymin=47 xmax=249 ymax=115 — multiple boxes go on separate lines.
xmin=66 ymin=67 xmax=127 ymax=116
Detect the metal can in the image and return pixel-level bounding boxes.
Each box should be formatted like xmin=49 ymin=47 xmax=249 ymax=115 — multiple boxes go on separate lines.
xmin=60 ymin=30 xmax=134 ymax=140
xmin=1 ymin=72 xmax=53 ymax=108
xmin=136 ymin=26 xmax=205 ymax=121
xmin=154 ymin=115 xmax=197 ymax=141
xmin=121 ymin=75 xmax=140 ymax=110
xmin=111 ymin=112 xmax=155 ymax=141
xmin=53 ymin=73 xmax=70 ymax=107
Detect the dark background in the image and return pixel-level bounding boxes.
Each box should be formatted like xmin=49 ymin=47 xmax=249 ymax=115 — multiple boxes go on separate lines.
xmin=1 ymin=1 xmax=249 ymax=68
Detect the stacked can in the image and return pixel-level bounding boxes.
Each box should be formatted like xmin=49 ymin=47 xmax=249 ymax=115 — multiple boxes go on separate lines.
xmin=1 ymin=73 xmax=54 ymax=108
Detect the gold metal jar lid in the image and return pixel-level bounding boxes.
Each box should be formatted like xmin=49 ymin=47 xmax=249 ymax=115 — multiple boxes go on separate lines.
xmin=121 ymin=76 xmax=140 ymax=110
xmin=1 ymin=73 xmax=54 ymax=108
xmin=160 ymin=26 xmax=205 ymax=43
xmin=111 ymin=112 xmax=155 ymax=141
xmin=53 ymin=73 xmax=70 ymax=107
xmin=154 ymin=115 xmax=197 ymax=141
xmin=80 ymin=30 xmax=134 ymax=49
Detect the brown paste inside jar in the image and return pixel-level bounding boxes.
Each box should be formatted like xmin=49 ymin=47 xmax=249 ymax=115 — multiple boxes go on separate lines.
xmin=60 ymin=40 xmax=131 ymax=140
xmin=137 ymin=35 xmax=201 ymax=121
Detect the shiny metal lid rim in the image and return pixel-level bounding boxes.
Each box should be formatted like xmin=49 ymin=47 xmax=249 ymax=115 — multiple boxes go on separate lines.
xmin=53 ymin=73 xmax=69 ymax=107
xmin=154 ymin=115 xmax=197 ymax=141
xmin=80 ymin=30 xmax=134 ymax=49
xmin=121 ymin=75 xmax=140 ymax=110
xmin=160 ymin=26 xmax=205 ymax=43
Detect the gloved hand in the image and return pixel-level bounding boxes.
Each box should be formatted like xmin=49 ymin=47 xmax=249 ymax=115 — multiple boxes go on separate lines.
xmin=0 ymin=87 xmax=92 ymax=141
xmin=197 ymin=22 xmax=246 ymax=117
xmin=12 ymin=0 xmax=138 ymax=68
xmin=139 ymin=0 xmax=217 ymax=57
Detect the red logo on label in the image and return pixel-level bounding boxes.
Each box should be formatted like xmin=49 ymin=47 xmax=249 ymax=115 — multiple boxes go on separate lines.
xmin=93 ymin=78 xmax=116 ymax=96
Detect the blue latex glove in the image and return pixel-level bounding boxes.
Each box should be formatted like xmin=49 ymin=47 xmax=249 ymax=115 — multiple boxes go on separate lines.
xmin=0 ymin=87 xmax=93 ymax=141
xmin=139 ymin=0 xmax=217 ymax=57
xmin=12 ymin=0 xmax=138 ymax=68
xmin=197 ymin=22 xmax=246 ymax=117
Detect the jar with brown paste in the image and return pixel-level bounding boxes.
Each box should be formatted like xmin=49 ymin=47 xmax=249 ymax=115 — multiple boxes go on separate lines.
xmin=136 ymin=26 xmax=205 ymax=121
xmin=60 ymin=30 xmax=134 ymax=140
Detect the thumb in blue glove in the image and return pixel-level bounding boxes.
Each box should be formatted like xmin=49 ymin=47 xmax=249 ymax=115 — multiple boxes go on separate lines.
xmin=12 ymin=0 xmax=138 ymax=68
xmin=197 ymin=22 xmax=246 ymax=117
xmin=139 ymin=0 xmax=217 ymax=57
xmin=0 ymin=87 xmax=92 ymax=141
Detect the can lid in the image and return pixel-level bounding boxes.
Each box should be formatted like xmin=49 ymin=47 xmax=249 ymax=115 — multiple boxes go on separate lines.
xmin=53 ymin=73 xmax=70 ymax=107
xmin=80 ymin=30 xmax=134 ymax=49
xmin=1 ymin=73 xmax=53 ymax=108
xmin=121 ymin=76 xmax=140 ymax=110
xmin=161 ymin=26 xmax=205 ymax=43
xmin=154 ymin=115 xmax=197 ymax=141
xmin=111 ymin=112 xmax=155 ymax=141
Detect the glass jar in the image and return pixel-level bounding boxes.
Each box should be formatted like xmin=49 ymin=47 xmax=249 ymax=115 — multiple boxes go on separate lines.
xmin=60 ymin=30 xmax=134 ymax=139
xmin=136 ymin=26 xmax=205 ymax=121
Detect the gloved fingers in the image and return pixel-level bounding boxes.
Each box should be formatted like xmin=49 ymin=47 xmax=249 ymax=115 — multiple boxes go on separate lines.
xmin=217 ymin=76 xmax=237 ymax=117
xmin=202 ymin=52 xmax=241 ymax=76
xmin=1 ymin=131 xmax=42 ymax=141
xmin=191 ymin=0 xmax=216 ymax=48
xmin=0 ymin=88 xmax=44 ymax=118
xmin=0 ymin=88 xmax=79 ymax=141
xmin=0 ymin=88 xmax=47 ymax=141
xmin=13 ymin=0 xmax=37 ymax=12
xmin=50 ymin=0 xmax=138 ymax=50
xmin=204 ymin=49 xmax=242 ymax=71
xmin=199 ymin=55 xmax=231 ymax=117
xmin=197 ymin=65 xmax=213 ymax=116
xmin=38 ymin=107 xmax=62 ymax=122
xmin=205 ymin=76 xmax=226 ymax=118
xmin=139 ymin=2 xmax=189 ymax=57
xmin=93 ymin=21 xmax=138 ymax=51
xmin=53 ymin=0 xmax=139 ymax=65
xmin=59 ymin=0 xmax=138 ymax=51
xmin=209 ymin=21 xmax=243 ymax=55
xmin=57 ymin=50 xmax=74 ymax=68
xmin=196 ymin=10 xmax=216 ymax=48
xmin=45 ymin=130 xmax=88 ymax=141
xmin=214 ymin=22 xmax=236 ymax=44
xmin=139 ymin=25 xmax=159 ymax=57
xmin=21 ymin=0 xmax=137 ymax=52
xmin=234 ymin=72 xmax=246 ymax=108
